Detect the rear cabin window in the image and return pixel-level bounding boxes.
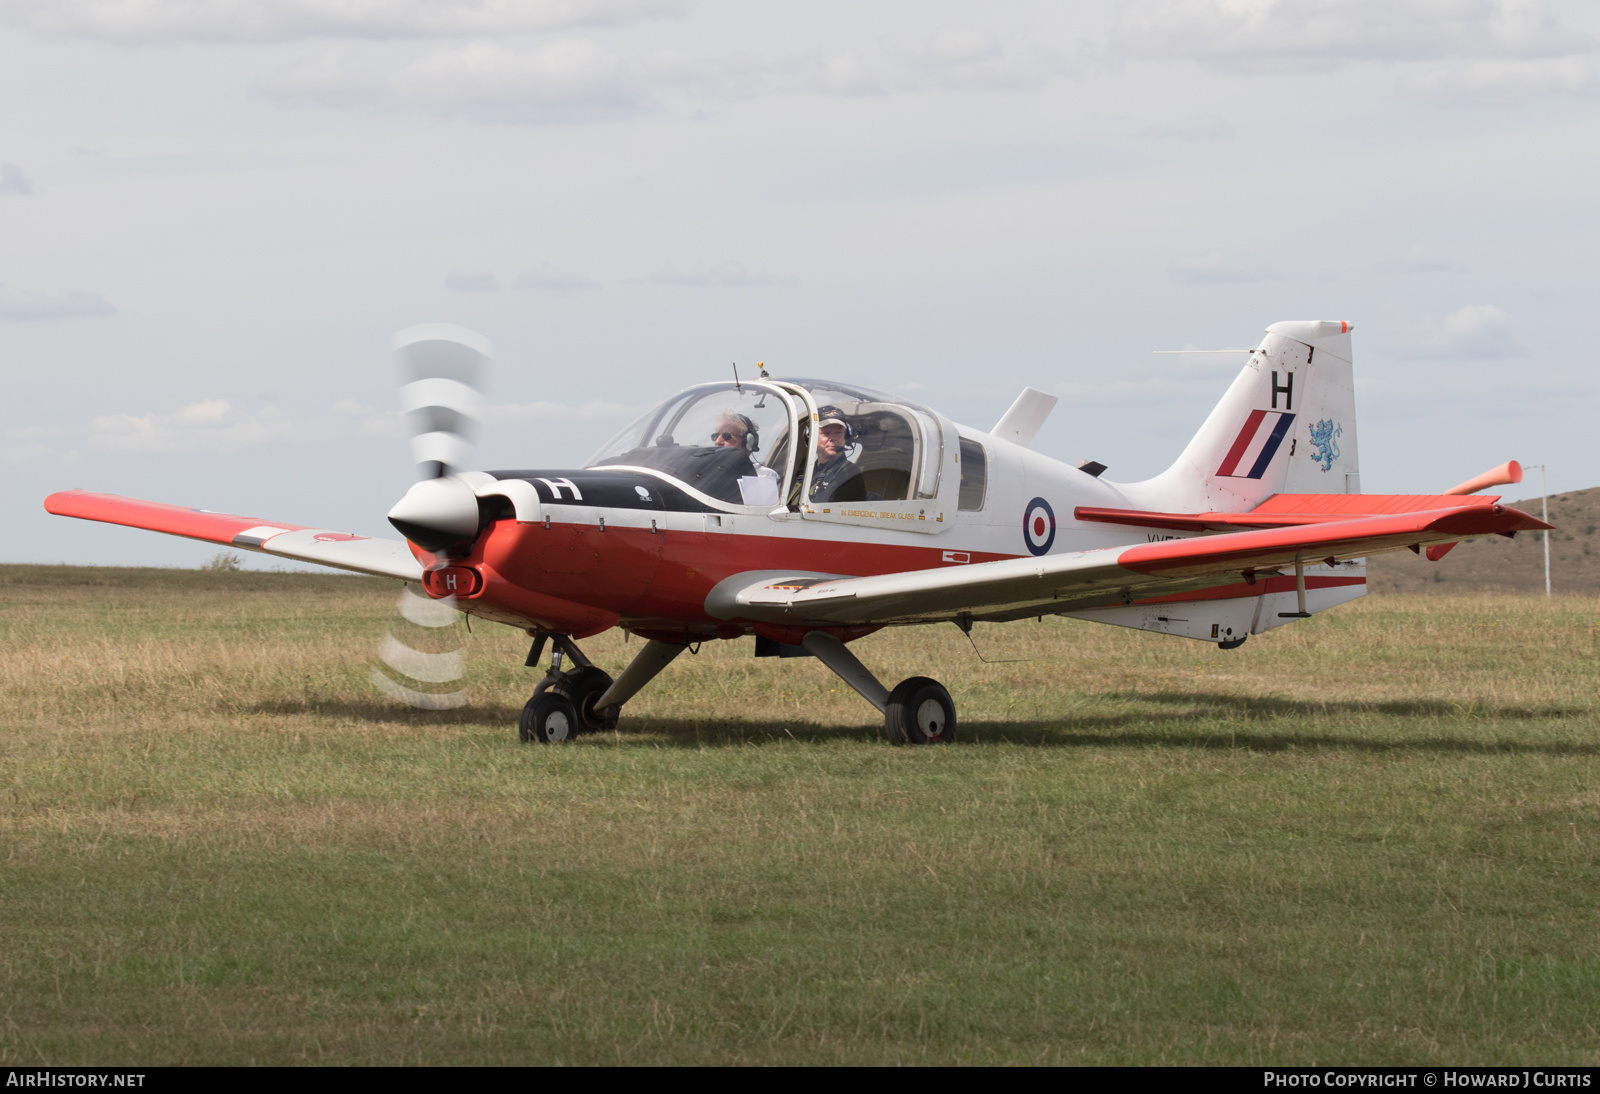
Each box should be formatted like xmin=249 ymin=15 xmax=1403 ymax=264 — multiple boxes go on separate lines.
xmin=958 ymin=438 xmax=987 ymax=511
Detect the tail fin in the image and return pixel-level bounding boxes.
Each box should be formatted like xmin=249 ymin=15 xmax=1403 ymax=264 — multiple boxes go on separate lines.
xmin=1129 ymin=320 xmax=1360 ymax=512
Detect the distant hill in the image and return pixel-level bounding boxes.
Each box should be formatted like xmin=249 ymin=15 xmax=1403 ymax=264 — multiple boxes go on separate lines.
xmin=1366 ymin=486 xmax=1599 ymax=595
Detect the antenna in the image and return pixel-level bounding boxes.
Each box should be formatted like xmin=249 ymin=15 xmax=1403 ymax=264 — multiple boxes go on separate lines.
xmin=732 ymin=362 xmax=741 ymax=394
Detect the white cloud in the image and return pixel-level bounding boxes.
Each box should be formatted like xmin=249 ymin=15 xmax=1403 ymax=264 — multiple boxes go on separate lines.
xmin=1114 ymin=0 xmax=1595 ymax=69
xmin=803 ymin=29 xmax=1074 ymax=97
xmin=0 ymin=284 xmax=114 ymax=319
xmin=0 ymin=0 xmax=679 ymax=43
xmin=87 ymin=400 xmax=296 ymax=454
xmin=330 ymin=400 xmax=403 ymax=439
xmin=1392 ymin=244 xmax=1454 ymax=272
xmin=487 ymin=399 xmax=636 ymax=424
xmin=640 ymin=261 xmax=798 ymax=288
xmin=514 ymin=268 xmax=601 ymax=293
xmin=1139 ymin=113 xmax=1235 ymax=140
xmin=256 ymin=26 xmax=1076 ymax=124
xmin=1397 ymin=54 xmax=1594 ymax=105
xmin=0 ymin=163 xmax=33 ymax=194
xmin=444 ymin=272 xmax=503 ymax=293
xmin=1051 ymin=375 xmax=1204 ymax=407
xmin=260 ymin=39 xmax=648 ymax=124
xmin=1167 ymin=253 xmax=1265 ymax=284
xmin=1418 ymin=304 xmax=1521 ymax=358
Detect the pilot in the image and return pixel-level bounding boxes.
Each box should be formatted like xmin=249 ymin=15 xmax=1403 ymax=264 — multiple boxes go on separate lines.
xmin=711 ymin=413 xmax=757 ymax=453
xmin=713 ymin=411 xmax=780 ymax=503
xmin=807 ymin=406 xmax=867 ymax=503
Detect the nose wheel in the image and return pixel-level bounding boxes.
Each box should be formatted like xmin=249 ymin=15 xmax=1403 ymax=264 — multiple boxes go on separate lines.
xmin=519 ymin=666 xmax=619 ymax=743
xmin=519 ymin=632 xmax=619 ymax=743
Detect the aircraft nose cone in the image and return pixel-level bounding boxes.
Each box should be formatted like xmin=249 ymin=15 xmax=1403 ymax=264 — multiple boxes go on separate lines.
xmin=388 ymin=476 xmax=480 ymax=551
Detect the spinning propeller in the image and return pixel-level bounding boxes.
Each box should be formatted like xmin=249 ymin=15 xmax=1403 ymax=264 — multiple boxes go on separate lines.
xmin=371 ymin=324 xmax=496 ymax=709
xmin=385 ymin=323 xmax=493 ymax=552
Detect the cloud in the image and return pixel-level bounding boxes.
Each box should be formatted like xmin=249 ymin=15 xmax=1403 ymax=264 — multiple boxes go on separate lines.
xmin=259 ymin=39 xmax=649 ymax=124
xmin=87 ymin=400 xmax=296 ymax=454
xmin=0 ymin=0 xmax=680 ymax=43
xmin=1050 ymin=375 xmax=1208 ymax=407
xmin=1167 ymin=253 xmax=1265 ymax=284
xmin=1397 ymin=54 xmax=1594 ymax=105
xmin=1114 ymin=0 xmax=1595 ymax=70
xmin=487 ymin=399 xmax=636 ymax=424
xmin=0 ymin=163 xmax=33 ymax=194
xmin=1390 ymin=244 xmax=1454 ymax=272
xmin=802 ymin=29 xmax=1074 ymax=97
xmin=444 ymin=272 xmax=503 ymax=293
xmin=330 ymin=400 xmax=403 ymax=438
xmin=1138 ymin=113 xmax=1235 ymax=140
xmin=256 ymin=26 xmax=1076 ymax=125
xmin=0 ymin=284 xmax=115 ymax=320
xmin=639 ymin=261 xmax=798 ymax=288
xmin=514 ymin=268 xmax=600 ymax=293
xmin=1417 ymin=304 xmax=1521 ymax=358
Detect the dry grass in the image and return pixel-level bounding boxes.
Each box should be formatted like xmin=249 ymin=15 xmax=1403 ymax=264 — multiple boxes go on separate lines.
xmin=2 ymin=565 xmax=1598 ymax=1064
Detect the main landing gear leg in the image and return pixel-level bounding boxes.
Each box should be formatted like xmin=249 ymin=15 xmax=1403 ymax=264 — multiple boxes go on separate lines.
xmin=593 ymin=640 xmax=687 ymax=713
xmin=519 ymin=631 xmax=618 ymax=744
xmin=800 ymin=632 xmax=955 ymax=745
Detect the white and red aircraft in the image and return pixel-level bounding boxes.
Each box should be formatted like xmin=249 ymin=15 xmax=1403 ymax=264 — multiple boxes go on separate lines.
xmin=46 ymin=319 xmax=1547 ymax=744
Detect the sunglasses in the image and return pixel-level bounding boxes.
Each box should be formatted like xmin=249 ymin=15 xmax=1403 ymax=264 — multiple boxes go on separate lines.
xmin=710 ymin=431 xmax=743 ymax=443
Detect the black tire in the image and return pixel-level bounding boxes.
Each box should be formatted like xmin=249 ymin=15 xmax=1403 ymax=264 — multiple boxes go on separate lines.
xmin=558 ymin=666 xmax=620 ymax=732
xmin=884 ymin=677 xmax=956 ymax=745
xmin=521 ymin=691 xmax=581 ymax=743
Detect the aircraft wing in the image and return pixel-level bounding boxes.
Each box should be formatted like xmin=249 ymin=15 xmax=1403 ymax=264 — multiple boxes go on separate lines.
xmin=44 ymin=490 xmax=425 ymax=582
xmin=708 ymin=502 xmax=1550 ymax=627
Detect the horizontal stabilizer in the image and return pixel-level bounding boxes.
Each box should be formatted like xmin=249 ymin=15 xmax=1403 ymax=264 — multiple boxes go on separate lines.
xmin=44 ymin=490 xmax=424 ymax=582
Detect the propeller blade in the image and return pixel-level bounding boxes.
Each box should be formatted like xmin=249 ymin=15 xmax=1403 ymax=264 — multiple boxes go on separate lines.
xmin=393 ymin=323 xmax=492 ymax=480
xmin=372 ymin=586 xmax=469 ymax=710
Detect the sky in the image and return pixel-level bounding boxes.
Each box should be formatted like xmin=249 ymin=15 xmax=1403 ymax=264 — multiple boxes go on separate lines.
xmin=2 ymin=0 xmax=1595 ymax=568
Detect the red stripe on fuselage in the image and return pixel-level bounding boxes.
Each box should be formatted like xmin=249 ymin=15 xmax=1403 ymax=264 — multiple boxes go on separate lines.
xmin=453 ymin=518 xmax=1015 ymax=633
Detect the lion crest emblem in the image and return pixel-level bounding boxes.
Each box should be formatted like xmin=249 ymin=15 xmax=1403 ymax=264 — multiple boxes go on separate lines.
xmin=1308 ymin=419 xmax=1342 ymax=472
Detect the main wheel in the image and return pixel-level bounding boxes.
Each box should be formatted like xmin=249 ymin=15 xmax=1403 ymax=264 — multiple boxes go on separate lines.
xmin=557 ymin=666 xmax=620 ymax=732
xmin=884 ymin=677 xmax=956 ymax=745
xmin=520 ymin=691 xmax=581 ymax=743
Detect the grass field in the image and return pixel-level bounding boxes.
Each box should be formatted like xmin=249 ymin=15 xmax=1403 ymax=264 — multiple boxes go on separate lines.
xmin=2 ymin=564 xmax=1598 ymax=1065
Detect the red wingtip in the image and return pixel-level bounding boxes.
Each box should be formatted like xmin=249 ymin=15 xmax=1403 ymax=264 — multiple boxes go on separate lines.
xmin=1444 ymin=460 xmax=1523 ymax=496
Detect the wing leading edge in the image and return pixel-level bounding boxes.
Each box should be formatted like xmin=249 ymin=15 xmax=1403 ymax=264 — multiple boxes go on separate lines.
xmin=708 ymin=501 xmax=1549 ymax=627
xmin=44 ymin=490 xmax=424 ymax=582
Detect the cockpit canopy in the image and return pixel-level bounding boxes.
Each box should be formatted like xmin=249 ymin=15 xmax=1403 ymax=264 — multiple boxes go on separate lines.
xmin=586 ymin=379 xmax=945 ymax=508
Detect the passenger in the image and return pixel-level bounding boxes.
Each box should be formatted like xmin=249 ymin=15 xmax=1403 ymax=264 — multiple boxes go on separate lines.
xmin=713 ymin=411 xmax=780 ymax=503
xmin=807 ymin=406 xmax=867 ymax=503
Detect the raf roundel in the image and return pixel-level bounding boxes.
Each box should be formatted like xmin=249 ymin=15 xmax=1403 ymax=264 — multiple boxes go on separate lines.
xmin=1023 ymin=497 xmax=1056 ymax=556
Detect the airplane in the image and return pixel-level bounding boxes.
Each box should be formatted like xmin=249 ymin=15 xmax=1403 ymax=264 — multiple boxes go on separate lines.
xmin=45 ymin=319 xmax=1549 ymax=745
